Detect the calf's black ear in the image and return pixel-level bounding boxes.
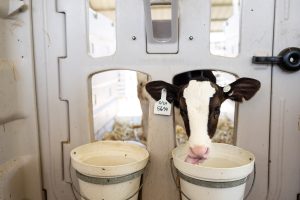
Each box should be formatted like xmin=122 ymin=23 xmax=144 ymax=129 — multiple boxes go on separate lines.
xmin=145 ymin=81 xmax=179 ymax=105
xmin=224 ymin=78 xmax=261 ymax=102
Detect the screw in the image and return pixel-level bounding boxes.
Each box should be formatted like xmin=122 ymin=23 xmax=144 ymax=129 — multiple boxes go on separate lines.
xmin=189 ymin=36 xmax=194 ymax=40
xmin=132 ymin=36 xmax=137 ymax=40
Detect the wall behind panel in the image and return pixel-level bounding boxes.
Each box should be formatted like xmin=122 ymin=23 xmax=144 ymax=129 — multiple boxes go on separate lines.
xmin=0 ymin=0 xmax=43 ymax=199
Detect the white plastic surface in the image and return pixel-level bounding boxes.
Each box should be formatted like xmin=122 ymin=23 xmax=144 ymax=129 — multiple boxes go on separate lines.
xmin=32 ymin=0 xmax=275 ymax=199
xmin=0 ymin=0 xmax=42 ymax=199
xmin=71 ymin=141 xmax=149 ymax=200
xmin=268 ymin=0 xmax=300 ymax=199
xmin=172 ymin=143 xmax=255 ymax=200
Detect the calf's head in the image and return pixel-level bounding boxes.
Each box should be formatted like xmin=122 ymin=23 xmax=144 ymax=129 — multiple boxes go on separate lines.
xmin=146 ymin=74 xmax=260 ymax=164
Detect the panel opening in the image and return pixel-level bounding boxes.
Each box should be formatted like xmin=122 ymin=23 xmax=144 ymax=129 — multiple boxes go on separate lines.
xmin=150 ymin=2 xmax=173 ymax=41
xmin=151 ymin=3 xmax=172 ymax=20
xmin=88 ymin=0 xmax=116 ymax=57
xmin=172 ymin=70 xmax=237 ymax=145
xmin=90 ymin=70 xmax=151 ymax=147
xmin=210 ymin=0 xmax=241 ymax=57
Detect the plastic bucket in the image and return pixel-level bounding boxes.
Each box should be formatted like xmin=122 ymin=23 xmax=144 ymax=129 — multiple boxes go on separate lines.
xmin=172 ymin=143 xmax=255 ymax=200
xmin=71 ymin=141 xmax=149 ymax=200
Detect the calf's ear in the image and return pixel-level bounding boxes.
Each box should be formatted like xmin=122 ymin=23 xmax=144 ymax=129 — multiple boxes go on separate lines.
xmin=145 ymin=81 xmax=179 ymax=105
xmin=224 ymin=78 xmax=261 ymax=102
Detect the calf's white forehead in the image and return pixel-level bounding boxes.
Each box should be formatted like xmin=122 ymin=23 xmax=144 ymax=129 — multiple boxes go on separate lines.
xmin=183 ymin=80 xmax=216 ymax=107
xmin=183 ymin=80 xmax=216 ymax=147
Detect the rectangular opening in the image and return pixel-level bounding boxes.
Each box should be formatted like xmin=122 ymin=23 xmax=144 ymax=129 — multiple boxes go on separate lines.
xmin=210 ymin=0 xmax=241 ymax=57
xmin=90 ymin=70 xmax=150 ymax=147
xmin=88 ymin=0 xmax=116 ymax=58
xmin=150 ymin=3 xmax=172 ymax=41
xmin=150 ymin=3 xmax=172 ymax=20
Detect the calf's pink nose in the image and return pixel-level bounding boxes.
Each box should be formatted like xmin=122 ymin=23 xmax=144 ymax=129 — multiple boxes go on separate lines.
xmin=190 ymin=146 xmax=209 ymax=156
xmin=185 ymin=146 xmax=209 ymax=164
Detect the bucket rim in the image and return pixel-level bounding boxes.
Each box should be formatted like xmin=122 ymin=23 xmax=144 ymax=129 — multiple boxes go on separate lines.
xmin=71 ymin=140 xmax=149 ymax=171
xmin=172 ymin=143 xmax=255 ymax=170
xmin=172 ymin=143 xmax=255 ymax=181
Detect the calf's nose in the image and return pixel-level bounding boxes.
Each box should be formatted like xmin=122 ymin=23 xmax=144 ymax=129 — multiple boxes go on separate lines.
xmin=190 ymin=146 xmax=209 ymax=156
xmin=185 ymin=145 xmax=209 ymax=164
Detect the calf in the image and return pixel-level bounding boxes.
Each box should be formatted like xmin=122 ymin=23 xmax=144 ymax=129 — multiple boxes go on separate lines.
xmin=145 ymin=71 xmax=260 ymax=164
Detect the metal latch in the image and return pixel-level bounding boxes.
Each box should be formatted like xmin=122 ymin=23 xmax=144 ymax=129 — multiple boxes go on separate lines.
xmin=252 ymin=47 xmax=300 ymax=72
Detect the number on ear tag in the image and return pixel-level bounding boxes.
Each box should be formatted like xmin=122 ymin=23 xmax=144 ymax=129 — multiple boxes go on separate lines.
xmin=154 ymin=88 xmax=171 ymax=116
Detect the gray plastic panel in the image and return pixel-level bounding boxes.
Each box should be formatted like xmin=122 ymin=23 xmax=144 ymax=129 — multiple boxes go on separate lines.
xmin=268 ymin=0 xmax=300 ymax=199
xmin=33 ymin=0 xmax=275 ymax=199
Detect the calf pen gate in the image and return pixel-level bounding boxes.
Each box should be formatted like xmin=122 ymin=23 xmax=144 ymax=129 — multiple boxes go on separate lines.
xmin=0 ymin=0 xmax=299 ymax=199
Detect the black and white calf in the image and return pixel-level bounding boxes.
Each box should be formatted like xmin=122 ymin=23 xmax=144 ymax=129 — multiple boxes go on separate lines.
xmin=145 ymin=71 xmax=260 ymax=164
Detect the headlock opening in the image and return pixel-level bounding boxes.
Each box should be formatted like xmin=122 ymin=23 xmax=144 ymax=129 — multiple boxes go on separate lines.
xmin=146 ymin=70 xmax=260 ymax=164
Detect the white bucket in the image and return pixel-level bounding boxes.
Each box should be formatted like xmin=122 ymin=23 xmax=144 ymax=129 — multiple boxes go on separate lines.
xmin=71 ymin=141 xmax=149 ymax=200
xmin=172 ymin=143 xmax=255 ymax=200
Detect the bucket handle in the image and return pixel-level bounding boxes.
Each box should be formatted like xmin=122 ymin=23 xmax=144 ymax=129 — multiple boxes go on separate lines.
xmin=69 ymin=178 xmax=144 ymax=200
xmin=68 ymin=158 xmax=149 ymax=200
xmin=170 ymin=158 xmax=256 ymax=200
xmin=169 ymin=158 xmax=192 ymax=200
